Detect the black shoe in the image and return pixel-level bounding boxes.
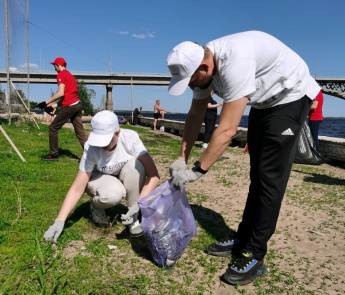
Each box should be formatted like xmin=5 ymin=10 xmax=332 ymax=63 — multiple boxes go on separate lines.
xmin=41 ymin=154 xmax=59 ymax=161
xmin=222 ymin=250 xmax=266 ymax=285
xmin=206 ymin=231 xmax=241 ymax=257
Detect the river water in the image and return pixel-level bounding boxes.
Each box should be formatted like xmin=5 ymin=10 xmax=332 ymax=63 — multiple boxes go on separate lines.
xmin=116 ymin=111 xmax=345 ymax=139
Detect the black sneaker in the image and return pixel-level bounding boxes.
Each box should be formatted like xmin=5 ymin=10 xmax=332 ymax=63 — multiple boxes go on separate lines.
xmin=206 ymin=231 xmax=241 ymax=256
xmin=41 ymin=154 xmax=59 ymax=161
xmin=222 ymin=250 xmax=266 ymax=285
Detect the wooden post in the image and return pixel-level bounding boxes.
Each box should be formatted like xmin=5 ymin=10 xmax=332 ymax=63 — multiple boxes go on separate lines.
xmin=10 ymin=80 xmax=40 ymax=129
xmin=0 ymin=125 xmax=26 ymax=162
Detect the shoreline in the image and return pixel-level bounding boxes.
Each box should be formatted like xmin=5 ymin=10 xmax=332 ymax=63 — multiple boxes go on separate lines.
xmin=1 ymin=112 xmax=345 ymax=164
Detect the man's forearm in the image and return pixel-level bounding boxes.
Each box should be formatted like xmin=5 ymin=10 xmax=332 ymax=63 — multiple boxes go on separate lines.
xmin=179 ymin=112 xmax=204 ymax=162
xmin=46 ymin=94 xmax=63 ymax=105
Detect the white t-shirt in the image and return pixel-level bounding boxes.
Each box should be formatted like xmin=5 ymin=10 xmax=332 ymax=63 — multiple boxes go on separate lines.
xmin=79 ymin=129 xmax=147 ymax=176
xmin=193 ymin=31 xmax=320 ymax=109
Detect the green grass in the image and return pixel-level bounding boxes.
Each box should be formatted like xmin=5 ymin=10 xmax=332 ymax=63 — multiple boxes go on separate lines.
xmin=0 ymin=120 xmax=344 ymax=294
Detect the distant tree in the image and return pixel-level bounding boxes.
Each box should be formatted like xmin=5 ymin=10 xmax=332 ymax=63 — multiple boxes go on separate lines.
xmin=77 ymin=81 xmax=95 ymax=115
xmin=17 ymin=83 xmax=95 ymax=114
xmin=10 ymin=89 xmax=26 ymax=104
xmin=19 ymin=98 xmax=36 ymax=110
xmin=29 ymin=101 xmax=37 ymax=109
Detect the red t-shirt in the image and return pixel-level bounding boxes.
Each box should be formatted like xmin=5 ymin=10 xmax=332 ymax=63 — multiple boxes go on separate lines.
xmin=56 ymin=69 xmax=80 ymax=107
xmin=309 ymin=91 xmax=324 ymax=121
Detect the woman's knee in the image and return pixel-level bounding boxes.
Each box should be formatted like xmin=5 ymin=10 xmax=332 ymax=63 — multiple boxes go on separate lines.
xmin=92 ymin=186 xmax=125 ymax=209
xmin=120 ymin=158 xmax=145 ymax=179
xmin=96 ymin=191 xmax=123 ymax=207
xmin=87 ymin=174 xmax=126 ymax=208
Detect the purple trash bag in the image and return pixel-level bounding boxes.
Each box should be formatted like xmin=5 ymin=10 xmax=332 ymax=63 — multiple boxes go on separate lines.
xmin=138 ymin=178 xmax=197 ymax=268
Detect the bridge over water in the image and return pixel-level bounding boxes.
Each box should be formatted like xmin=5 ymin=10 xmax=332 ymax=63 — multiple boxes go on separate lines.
xmin=0 ymin=71 xmax=344 ymax=108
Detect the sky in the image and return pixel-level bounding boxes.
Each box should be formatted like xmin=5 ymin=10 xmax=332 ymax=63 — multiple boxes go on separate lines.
xmin=5 ymin=0 xmax=345 ymax=116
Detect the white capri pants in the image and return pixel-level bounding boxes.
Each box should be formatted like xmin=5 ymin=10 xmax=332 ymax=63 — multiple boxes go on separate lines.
xmin=86 ymin=158 xmax=146 ymax=210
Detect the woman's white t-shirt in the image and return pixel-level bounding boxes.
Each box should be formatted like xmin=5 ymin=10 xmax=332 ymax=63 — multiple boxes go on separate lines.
xmin=79 ymin=129 xmax=147 ymax=176
xmin=193 ymin=31 xmax=320 ymax=108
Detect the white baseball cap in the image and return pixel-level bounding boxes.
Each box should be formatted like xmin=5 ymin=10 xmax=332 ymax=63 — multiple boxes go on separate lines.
xmin=88 ymin=110 xmax=119 ymax=147
xmin=167 ymin=41 xmax=204 ymax=96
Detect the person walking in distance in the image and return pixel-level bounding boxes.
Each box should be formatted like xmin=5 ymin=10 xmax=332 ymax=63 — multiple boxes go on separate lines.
xmin=166 ymin=31 xmax=320 ymax=285
xmin=153 ymin=100 xmax=166 ymax=130
xmin=308 ymin=90 xmax=324 ymax=151
xmin=36 ymin=57 xmax=87 ymax=161
xmin=202 ymin=91 xmax=223 ymax=149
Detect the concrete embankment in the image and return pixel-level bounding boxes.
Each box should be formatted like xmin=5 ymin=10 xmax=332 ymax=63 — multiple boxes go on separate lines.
xmin=1 ymin=113 xmax=344 ymax=164
xmin=138 ymin=116 xmax=345 ymax=164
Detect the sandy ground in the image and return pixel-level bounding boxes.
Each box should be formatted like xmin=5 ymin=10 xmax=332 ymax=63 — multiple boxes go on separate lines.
xmin=147 ymin=128 xmax=345 ymax=294
xmin=56 ymin=121 xmax=345 ymax=294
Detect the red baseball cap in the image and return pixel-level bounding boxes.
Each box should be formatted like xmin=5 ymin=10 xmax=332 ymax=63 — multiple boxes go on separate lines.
xmin=50 ymin=57 xmax=66 ymax=66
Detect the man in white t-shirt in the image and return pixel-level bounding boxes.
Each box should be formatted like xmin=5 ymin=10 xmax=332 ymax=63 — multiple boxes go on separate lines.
xmin=43 ymin=111 xmax=160 ymax=242
xmin=167 ymin=31 xmax=320 ymax=285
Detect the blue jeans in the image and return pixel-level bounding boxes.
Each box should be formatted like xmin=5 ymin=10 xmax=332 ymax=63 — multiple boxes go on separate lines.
xmin=308 ymin=120 xmax=322 ymax=151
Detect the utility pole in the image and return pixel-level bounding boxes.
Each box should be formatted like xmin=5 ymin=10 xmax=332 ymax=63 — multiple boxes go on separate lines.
xmin=26 ymin=0 xmax=30 ymax=109
xmin=5 ymin=0 xmax=11 ymax=125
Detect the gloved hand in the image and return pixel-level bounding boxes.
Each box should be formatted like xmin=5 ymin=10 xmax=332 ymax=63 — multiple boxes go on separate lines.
xmin=44 ymin=106 xmax=54 ymax=114
xmin=37 ymin=101 xmax=47 ymax=109
xmin=121 ymin=202 xmax=140 ymax=225
xmin=169 ymin=158 xmax=186 ymax=177
xmin=172 ymin=169 xmax=201 ymax=190
xmin=43 ymin=220 xmax=64 ymax=244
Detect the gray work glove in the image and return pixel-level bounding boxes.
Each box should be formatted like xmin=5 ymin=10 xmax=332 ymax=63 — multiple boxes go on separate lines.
xmin=172 ymin=169 xmax=201 ymax=191
xmin=43 ymin=220 xmax=64 ymax=244
xmin=169 ymin=158 xmax=186 ymax=177
xmin=121 ymin=202 xmax=140 ymax=225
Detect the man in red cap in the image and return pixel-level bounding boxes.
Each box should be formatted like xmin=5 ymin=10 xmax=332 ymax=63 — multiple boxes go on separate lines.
xmin=37 ymin=57 xmax=86 ymax=161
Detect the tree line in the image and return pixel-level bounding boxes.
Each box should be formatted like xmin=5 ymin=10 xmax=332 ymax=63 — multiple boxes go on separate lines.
xmin=0 ymin=81 xmax=95 ymax=115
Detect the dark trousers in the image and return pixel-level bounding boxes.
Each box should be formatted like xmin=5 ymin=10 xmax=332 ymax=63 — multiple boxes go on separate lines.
xmin=308 ymin=119 xmax=322 ymax=151
xmin=133 ymin=111 xmax=139 ymax=125
xmin=203 ymin=112 xmax=217 ymax=143
xmin=236 ymin=96 xmax=312 ymax=260
xmin=49 ymin=103 xmax=87 ymax=156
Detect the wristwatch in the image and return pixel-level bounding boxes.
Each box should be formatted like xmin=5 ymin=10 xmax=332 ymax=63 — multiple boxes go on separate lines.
xmin=192 ymin=161 xmax=208 ymax=174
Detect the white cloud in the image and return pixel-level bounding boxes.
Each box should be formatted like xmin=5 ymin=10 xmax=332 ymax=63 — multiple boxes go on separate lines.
xmin=132 ymin=34 xmax=146 ymax=39
xmin=116 ymin=31 xmax=129 ymax=35
xmin=112 ymin=28 xmax=155 ymax=39
xmin=20 ymin=63 xmax=39 ymax=70
xmin=132 ymin=32 xmax=155 ymax=39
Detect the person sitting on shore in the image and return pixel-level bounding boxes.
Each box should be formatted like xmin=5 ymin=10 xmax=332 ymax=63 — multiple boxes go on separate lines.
xmin=118 ymin=115 xmax=128 ymax=125
xmin=133 ymin=107 xmax=142 ymax=125
xmin=43 ymin=110 xmax=160 ymax=243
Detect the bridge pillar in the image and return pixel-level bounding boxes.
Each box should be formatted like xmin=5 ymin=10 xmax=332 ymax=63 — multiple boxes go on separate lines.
xmin=106 ymin=84 xmax=113 ymax=111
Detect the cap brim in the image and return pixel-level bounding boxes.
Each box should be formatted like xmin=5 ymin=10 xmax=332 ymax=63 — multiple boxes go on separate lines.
xmin=87 ymin=132 xmax=113 ymax=147
xmin=168 ymin=76 xmax=191 ymax=96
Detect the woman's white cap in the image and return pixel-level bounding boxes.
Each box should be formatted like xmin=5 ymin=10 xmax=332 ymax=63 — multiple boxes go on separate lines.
xmin=88 ymin=110 xmax=119 ymax=147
